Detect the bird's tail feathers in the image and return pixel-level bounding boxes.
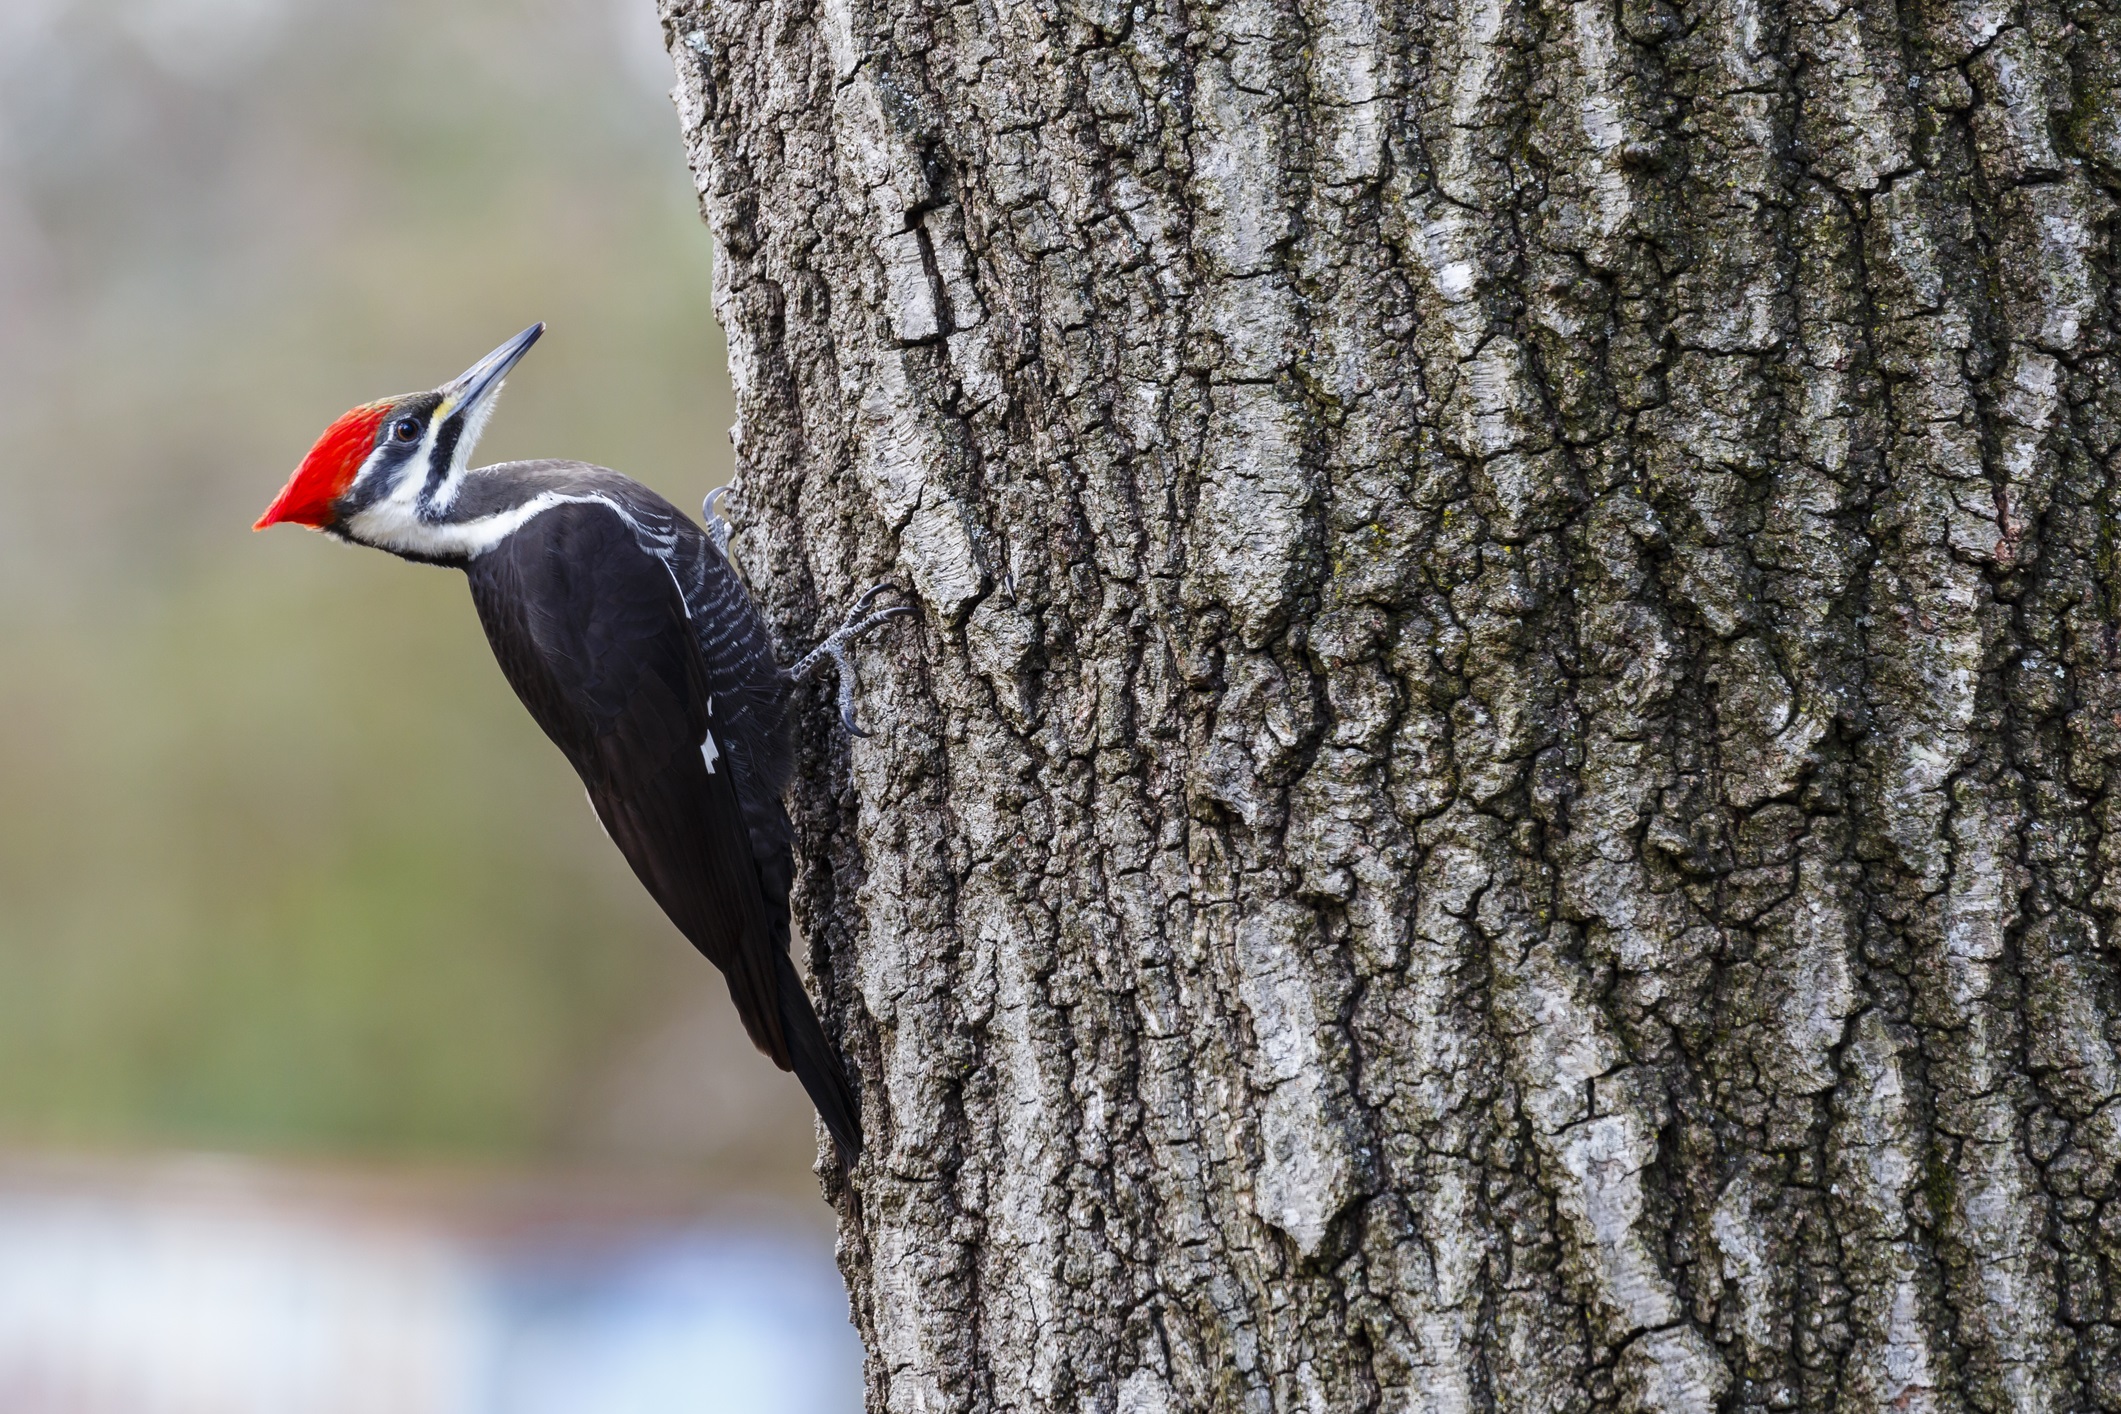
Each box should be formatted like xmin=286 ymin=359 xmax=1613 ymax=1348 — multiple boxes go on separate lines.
xmin=776 ymin=951 xmax=863 ymax=1164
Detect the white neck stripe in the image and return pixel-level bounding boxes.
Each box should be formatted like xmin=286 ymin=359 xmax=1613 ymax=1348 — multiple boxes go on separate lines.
xmin=346 ymin=489 xmax=624 ymax=561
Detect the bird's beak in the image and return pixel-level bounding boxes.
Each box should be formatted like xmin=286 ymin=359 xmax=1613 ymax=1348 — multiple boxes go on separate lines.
xmin=435 ymin=322 xmax=544 ymax=421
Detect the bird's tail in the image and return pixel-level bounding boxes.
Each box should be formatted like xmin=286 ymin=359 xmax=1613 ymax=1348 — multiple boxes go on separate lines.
xmin=776 ymin=950 xmax=863 ymax=1163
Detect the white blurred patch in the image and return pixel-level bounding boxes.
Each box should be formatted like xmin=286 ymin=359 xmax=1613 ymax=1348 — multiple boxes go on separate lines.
xmin=493 ymin=1237 xmax=863 ymax=1414
xmin=0 ymin=1187 xmax=486 ymax=1414
xmin=0 ymin=0 xmax=69 ymax=66
xmin=0 ymin=1160 xmax=862 ymax=1414
xmin=119 ymin=0 xmax=293 ymax=84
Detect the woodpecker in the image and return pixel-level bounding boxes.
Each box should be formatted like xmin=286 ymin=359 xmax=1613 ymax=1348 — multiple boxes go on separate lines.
xmin=254 ymin=324 xmax=901 ymax=1163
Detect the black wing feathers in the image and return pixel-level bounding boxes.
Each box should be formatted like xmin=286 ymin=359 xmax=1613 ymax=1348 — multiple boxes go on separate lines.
xmin=467 ymin=505 xmax=786 ymax=1057
xmin=464 ymin=500 xmax=861 ymax=1156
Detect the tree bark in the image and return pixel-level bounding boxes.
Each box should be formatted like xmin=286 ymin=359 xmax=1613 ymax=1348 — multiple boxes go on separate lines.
xmin=658 ymin=0 xmax=2121 ymax=1405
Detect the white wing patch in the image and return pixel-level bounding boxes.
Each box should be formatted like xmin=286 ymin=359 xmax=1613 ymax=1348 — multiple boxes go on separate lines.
xmin=700 ymin=729 xmax=720 ymax=774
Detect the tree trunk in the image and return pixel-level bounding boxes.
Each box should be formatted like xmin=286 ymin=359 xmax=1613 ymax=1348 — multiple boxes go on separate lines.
xmin=658 ymin=0 xmax=2121 ymax=1405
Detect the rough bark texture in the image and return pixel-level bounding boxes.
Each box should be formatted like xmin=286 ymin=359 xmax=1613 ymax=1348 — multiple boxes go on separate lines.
xmin=659 ymin=0 xmax=2121 ymax=1405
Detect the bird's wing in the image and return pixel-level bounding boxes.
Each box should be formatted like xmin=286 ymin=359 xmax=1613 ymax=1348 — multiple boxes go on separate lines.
xmin=464 ymin=500 xmax=790 ymax=1067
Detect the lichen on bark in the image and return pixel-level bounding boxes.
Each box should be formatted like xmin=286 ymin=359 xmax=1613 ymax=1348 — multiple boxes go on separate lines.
xmin=659 ymin=0 xmax=2121 ymax=1405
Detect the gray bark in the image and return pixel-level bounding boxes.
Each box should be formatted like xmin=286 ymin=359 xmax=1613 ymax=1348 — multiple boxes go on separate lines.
xmin=657 ymin=0 xmax=2121 ymax=1405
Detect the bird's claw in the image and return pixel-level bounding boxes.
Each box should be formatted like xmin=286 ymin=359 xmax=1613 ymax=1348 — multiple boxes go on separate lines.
xmin=793 ymin=585 xmax=915 ymax=736
xmin=700 ymin=486 xmax=733 ymax=557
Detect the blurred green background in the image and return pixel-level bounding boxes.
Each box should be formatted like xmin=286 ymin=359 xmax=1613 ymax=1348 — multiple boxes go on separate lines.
xmin=0 ymin=0 xmax=820 ymax=1191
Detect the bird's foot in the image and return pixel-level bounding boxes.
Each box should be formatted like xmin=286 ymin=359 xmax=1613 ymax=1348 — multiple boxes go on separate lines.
xmin=792 ymin=584 xmax=915 ymax=736
xmin=700 ymin=486 xmax=733 ymax=557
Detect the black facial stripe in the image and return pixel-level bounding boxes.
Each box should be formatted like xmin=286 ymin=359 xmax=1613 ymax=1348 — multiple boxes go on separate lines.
xmin=334 ymin=393 xmax=444 ymax=520
xmin=421 ymin=412 xmax=467 ymax=511
xmin=337 ymin=439 xmax=422 ymax=516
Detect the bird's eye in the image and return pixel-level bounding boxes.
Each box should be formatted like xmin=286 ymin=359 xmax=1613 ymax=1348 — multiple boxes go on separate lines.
xmin=392 ymin=417 xmax=422 ymax=442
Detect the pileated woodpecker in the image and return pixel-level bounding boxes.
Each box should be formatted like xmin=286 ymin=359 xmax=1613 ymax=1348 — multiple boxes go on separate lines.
xmin=254 ymin=324 xmax=899 ymax=1162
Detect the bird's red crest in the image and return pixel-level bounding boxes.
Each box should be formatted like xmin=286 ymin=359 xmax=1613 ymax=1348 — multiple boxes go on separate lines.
xmin=254 ymin=401 xmax=392 ymax=530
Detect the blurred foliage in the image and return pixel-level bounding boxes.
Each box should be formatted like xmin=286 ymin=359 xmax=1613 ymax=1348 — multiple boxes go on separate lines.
xmin=0 ymin=0 xmax=810 ymax=1180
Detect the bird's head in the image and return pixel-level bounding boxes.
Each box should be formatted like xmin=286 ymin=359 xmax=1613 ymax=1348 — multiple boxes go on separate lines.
xmin=254 ymin=323 xmax=544 ymax=548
